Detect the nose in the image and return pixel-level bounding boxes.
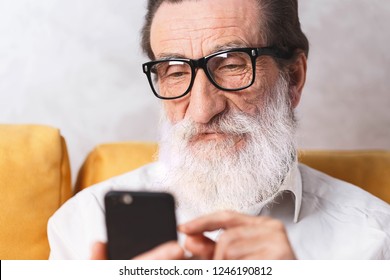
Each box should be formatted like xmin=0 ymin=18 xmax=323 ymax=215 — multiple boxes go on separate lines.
xmin=186 ymin=70 xmax=227 ymax=124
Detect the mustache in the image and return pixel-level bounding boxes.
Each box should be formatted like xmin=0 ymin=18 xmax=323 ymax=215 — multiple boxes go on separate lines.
xmin=173 ymin=111 xmax=257 ymax=141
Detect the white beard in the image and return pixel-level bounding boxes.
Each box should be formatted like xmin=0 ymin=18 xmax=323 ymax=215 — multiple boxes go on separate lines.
xmin=154 ymin=74 xmax=297 ymax=217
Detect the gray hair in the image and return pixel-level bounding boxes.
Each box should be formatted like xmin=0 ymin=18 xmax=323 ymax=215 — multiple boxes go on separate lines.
xmin=141 ymin=0 xmax=309 ymax=64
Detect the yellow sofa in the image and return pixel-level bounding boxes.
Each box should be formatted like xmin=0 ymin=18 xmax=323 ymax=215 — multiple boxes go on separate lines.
xmin=0 ymin=125 xmax=72 ymax=260
xmin=1 ymin=124 xmax=389 ymax=260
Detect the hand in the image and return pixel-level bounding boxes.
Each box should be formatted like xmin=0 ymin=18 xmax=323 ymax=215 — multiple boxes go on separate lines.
xmin=133 ymin=241 xmax=184 ymax=260
xmin=90 ymin=242 xmax=107 ymax=260
xmin=179 ymin=211 xmax=296 ymax=260
xmin=90 ymin=241 xmax=184 ymax=260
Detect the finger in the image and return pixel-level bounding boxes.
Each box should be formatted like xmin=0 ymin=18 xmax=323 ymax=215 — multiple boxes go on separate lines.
xmin=132 ymin=241 xmax=185 ymax=260
xmin=180 ymin=211 xmax=263 ymax=234
xmin=213 ymin=226 xmax=247 ymax=260
xmin=240 ymin=249 xmax=296 ymax=260
xmin=216 ymin=233 xmax=268 ymax=260
xmin=215 ymin=223 xmax=296 ymax=260
xmin=234 ymin=228 xmax=296 ymax=260
xmin=184 ymin=234 xmax=215 ymax=259
xmin=90 ymin=242 xmax=107 ymax=260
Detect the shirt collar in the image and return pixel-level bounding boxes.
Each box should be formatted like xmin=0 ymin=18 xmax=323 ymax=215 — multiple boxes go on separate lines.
xmin=254 ymin=161 xmax=302 ymax=223
xmin=278 ymin=162 xmax=302 ymax=223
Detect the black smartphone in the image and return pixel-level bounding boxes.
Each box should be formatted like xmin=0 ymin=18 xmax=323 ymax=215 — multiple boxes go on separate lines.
xmin=104 ymin=190 xmax=177 ymax=260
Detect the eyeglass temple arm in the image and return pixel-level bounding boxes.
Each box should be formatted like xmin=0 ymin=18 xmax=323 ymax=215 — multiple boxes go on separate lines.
xmin=257 ymin=47 xmax=294 ymax=60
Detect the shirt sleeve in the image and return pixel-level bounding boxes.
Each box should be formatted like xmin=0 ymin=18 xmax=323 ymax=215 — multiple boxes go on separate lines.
xmin=47 ymin=189 xmax=107 ymax=259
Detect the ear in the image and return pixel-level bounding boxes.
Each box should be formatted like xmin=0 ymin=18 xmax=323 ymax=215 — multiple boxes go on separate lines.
xmin=288 ymin=52 xmax=307 ymax=108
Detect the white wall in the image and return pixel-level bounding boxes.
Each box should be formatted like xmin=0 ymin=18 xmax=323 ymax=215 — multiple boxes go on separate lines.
xmin=1 ymin=0 xmax=389 ymax=182
xmin=298 ymin=0 xmax=390 ymax=149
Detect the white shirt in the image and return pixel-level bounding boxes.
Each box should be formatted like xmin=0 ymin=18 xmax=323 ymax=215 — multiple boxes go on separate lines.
xmin=47 ymin=163 xmax=390 ymax=259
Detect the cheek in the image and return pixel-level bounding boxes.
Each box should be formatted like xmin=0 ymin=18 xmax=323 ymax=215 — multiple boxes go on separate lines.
xmin=238 ymin=62 xmax=281 ymax=113
xmin=237 ymin=91 xmax=264 ymax=116
xmin=163 ymin=100 xmax=188 ymax=123
xmin=232 ymin=76 xmax=270 ymax=116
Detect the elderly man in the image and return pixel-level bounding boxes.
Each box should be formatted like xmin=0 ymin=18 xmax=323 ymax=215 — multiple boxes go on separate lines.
xmin=48 ymin=0 xmax=390 ymax=259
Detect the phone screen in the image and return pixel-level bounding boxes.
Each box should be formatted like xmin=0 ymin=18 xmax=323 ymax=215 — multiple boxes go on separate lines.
xmin=105 ymin=191 xmax=177 ymax=260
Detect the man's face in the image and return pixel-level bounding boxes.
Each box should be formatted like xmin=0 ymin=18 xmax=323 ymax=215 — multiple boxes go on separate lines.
xmin=150 ymin=0 xmax=300 ymax=215
xmin=150 ymin=0 xmax=281 ymax=146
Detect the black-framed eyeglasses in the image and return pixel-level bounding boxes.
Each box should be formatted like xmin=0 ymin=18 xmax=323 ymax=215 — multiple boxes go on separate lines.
xmin=142 ymin=47 xmax=293 ymax=100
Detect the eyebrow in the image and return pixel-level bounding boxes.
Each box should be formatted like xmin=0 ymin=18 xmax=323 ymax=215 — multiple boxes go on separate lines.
xmin=156 ymin=52 xmax=187 ymax=60
xmin=155 ymin=41 xmax=249 ymax=60
xmin=210 ymin=42 xmax=248 ymax=53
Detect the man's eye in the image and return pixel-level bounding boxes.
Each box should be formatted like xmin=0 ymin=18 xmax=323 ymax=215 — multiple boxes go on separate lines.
xmin=217 ymin=62 xmax=246 ymax=73
xmin=167 ymin=71 xmax=187 ymax=78
xmin=165 ymin=65 xmax=190 ymax=78
xmin=220 ymin=63 xmax=244 ymax=70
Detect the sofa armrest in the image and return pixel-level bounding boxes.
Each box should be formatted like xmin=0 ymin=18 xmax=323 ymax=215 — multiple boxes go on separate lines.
xmin=0 ymin=124 xmax=72 ymax=259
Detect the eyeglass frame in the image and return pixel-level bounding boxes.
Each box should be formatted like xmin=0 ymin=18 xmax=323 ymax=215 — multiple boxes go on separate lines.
xmin=142 ymin=47 xmax=294 ymax=100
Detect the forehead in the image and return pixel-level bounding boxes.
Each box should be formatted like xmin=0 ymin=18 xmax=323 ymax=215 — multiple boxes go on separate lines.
xmin=150 ymin=0 xmax=263 ymax=59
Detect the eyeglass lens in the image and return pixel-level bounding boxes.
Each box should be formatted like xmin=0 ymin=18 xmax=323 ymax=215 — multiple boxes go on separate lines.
xmin=150 ymin=51 xmax=253 ymax=98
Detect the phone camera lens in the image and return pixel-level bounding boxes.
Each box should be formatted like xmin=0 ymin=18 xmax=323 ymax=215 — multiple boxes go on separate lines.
xmin=121 ymin=194 xmax=133 ymax=205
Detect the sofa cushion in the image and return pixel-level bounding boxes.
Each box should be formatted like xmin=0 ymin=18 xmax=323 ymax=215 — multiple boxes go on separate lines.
xmin=0 ymin=124 xmax=72 ymax=259
xmin=75 ymin=142 xmax=157 ymax=192
xmin=298 ymin=150 xmax=390 ymax=204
